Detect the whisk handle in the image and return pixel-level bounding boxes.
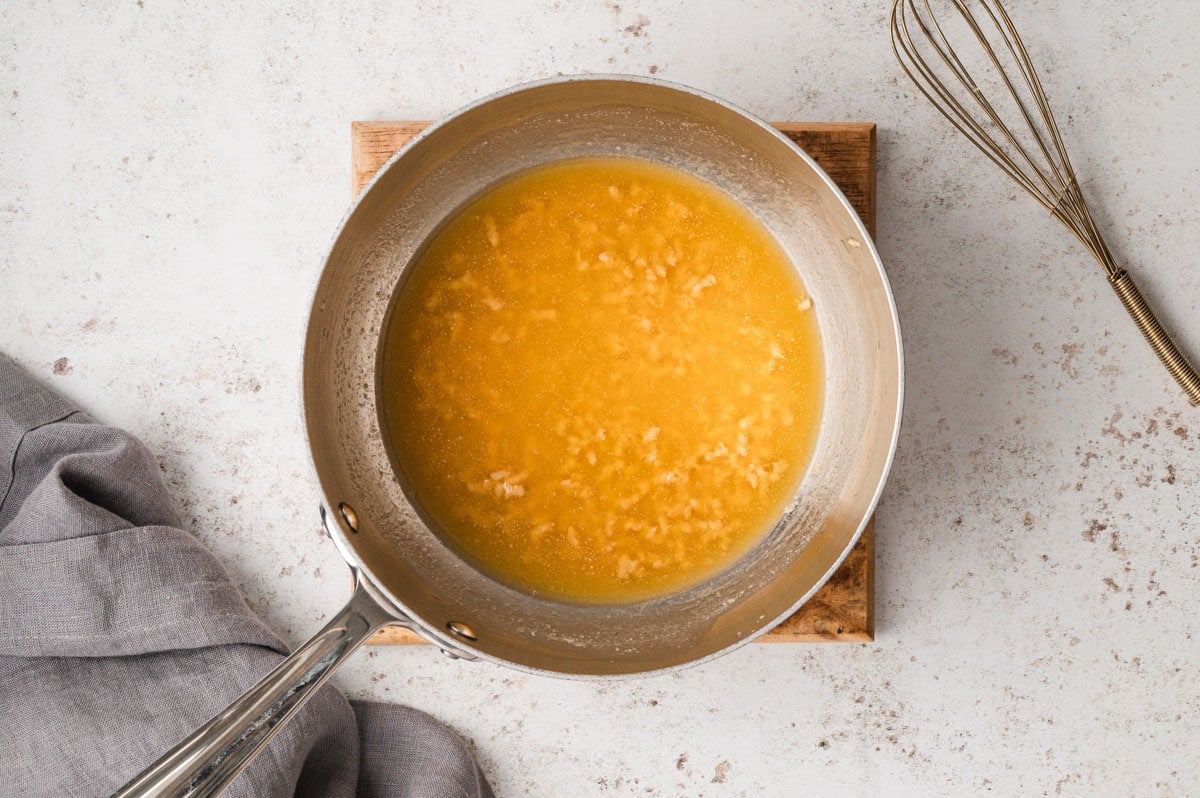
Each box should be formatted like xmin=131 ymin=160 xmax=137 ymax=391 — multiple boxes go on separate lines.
xmin=1109 ymin=270 xmax=1200 ymax=406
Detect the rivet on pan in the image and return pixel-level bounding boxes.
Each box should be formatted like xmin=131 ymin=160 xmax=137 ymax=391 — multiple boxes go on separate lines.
xmin=446 ymin=621 xmax=477 ymax=641
xmin=337 ymin=502 xmax=359 ymax=533
xmin=439 ymin=648 xmax=462 ymax=660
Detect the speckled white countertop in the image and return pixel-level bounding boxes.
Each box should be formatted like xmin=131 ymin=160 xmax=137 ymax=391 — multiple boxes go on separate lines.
xmin=4 ymin=2 xmax=1199 ymax=795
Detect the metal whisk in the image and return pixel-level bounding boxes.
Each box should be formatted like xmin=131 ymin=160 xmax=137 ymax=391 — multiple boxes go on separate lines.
xmin=890 ymin=0 xmax=1200 ymax=405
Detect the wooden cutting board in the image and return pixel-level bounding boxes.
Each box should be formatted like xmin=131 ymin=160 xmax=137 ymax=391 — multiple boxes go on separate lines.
xmin=352 ymin=121 xmax=877 ymax=644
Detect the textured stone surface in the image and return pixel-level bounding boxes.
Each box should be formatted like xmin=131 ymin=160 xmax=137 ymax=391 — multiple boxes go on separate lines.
xmin=3 ymin=2 xmax=1199 ymax=795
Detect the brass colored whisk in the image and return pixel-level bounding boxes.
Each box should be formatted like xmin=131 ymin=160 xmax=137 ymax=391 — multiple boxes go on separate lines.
xmin=890 ymin=0 xmax=1200 ymax=405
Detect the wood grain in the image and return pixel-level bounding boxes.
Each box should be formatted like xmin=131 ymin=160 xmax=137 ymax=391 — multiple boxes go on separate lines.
xmin=352 ymin=120 xmax=876 ymax=644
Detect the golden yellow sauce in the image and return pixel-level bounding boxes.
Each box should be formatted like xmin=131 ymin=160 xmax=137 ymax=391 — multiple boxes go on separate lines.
xmin=379 ymin=157 xmax=822 ymax=604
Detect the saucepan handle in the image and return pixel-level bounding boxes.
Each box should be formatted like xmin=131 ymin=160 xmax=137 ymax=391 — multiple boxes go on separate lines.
xmin=111 ymin=571 xmax=398 ymax=798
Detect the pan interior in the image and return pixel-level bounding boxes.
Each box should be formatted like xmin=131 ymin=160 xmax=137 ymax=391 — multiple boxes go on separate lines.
xmin=375 ymin=155 xmax=825 ymax=607
xmin=303 ymin=78 xmax=900 ymax=676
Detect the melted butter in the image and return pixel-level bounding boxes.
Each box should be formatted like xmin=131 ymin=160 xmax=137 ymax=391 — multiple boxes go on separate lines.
xmin=379 ymin=156 xmax=822 ymax=604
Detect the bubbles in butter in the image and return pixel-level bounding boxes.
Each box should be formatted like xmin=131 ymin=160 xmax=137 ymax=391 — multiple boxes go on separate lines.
xmin=378 ymin=156 xmax=823 ymax=604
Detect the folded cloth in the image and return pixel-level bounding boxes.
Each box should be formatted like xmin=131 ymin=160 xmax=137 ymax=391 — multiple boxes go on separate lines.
xmin=0 ymin=354 xmax=494 ymax=798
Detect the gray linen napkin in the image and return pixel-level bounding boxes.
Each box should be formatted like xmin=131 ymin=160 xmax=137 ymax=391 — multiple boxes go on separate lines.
xmin=0 ymin=353 xmax=494 ymax=798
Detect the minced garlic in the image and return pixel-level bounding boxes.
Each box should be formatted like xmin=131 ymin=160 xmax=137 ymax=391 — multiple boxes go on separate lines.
xmin=379 ymin=156 xmax=823 ymax=604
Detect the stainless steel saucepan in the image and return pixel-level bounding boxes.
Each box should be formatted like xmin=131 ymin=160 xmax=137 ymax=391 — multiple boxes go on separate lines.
xmin=116 ymin=76 xmax=903 ymax=797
